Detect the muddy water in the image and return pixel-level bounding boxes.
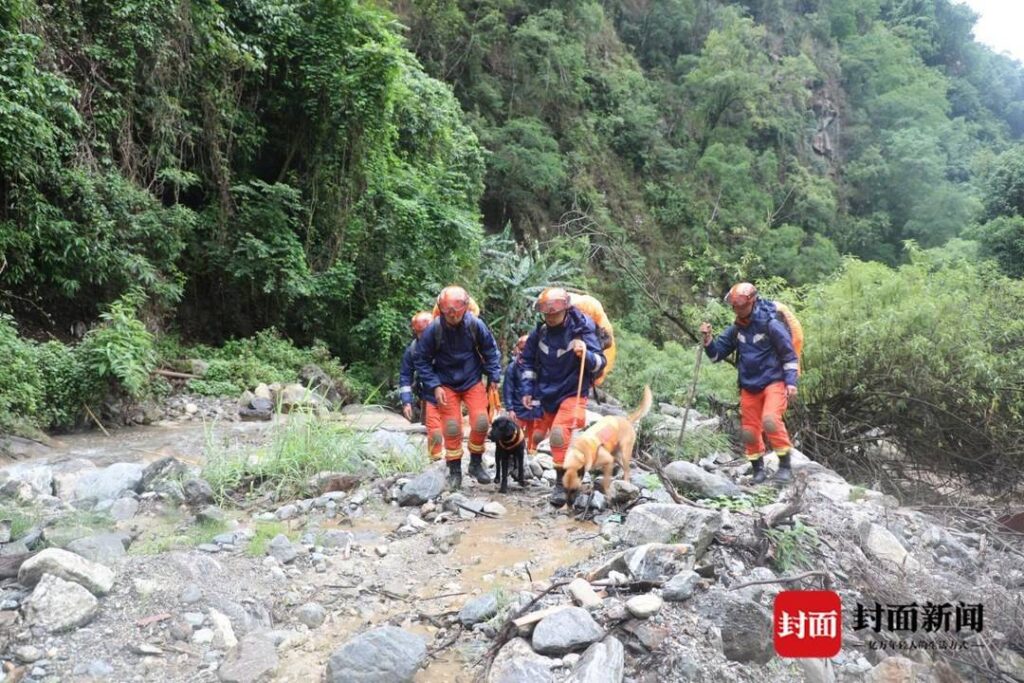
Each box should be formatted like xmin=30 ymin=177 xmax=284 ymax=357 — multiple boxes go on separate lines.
xmin=275 ymin=502 xmax=595 ymax=683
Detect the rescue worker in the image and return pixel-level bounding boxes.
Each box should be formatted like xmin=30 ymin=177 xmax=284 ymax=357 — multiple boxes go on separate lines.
xmin=399 ymin=311 xmax=442 ymax=460
xmin=520 ymin=287 xmax=606 ymax=506
xmin=415 ymin=286 xmax=503 ymax=490
xmin=502 ymin=334 xmax=543 ymax=454
xmin=699 ymin=282 xmax=798 ymax=483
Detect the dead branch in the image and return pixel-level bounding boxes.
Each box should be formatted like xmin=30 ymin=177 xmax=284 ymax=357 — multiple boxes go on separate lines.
xmin=727 ymin=570 xmax=829 ymax=591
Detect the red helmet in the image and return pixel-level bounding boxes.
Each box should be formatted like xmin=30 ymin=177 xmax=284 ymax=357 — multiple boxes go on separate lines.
xmin=437 ymin=286 xmax=470 ymax=316
xmin=726 ymin=282 xmax=758 ymax=308
xmin=515 ymin=334 xmax=529 ymax=353
xmin=535 ymin=287 xmax=571 ymax=315
xmin=410 ymin=311 xmax=432 ymax=336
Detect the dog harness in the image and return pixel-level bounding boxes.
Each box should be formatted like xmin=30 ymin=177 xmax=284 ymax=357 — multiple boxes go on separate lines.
xmin=499 ymin=426 xmax=525 ymax=450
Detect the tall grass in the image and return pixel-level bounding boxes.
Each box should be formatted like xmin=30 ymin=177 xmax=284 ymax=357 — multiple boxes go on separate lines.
xmin=202 ymin=413 xmax=428 ymax=501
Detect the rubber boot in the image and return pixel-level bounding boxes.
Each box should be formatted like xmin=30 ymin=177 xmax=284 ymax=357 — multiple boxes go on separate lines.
xmin=748 ymin=457 xmax=767 ymax=484
xmin=775 ymin=452 xmax=793 ymax=483
xmin=549 ymin=467 xmax=568 ymax=507
xmin=468 ymin=453 xmax=492 ymax=484
xmin=446 ymin=459 xmax=463 ymax=491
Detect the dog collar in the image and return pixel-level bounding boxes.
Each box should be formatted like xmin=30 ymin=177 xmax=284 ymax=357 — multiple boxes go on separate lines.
xmin=499 ymin=428 xmax=525 ymax=449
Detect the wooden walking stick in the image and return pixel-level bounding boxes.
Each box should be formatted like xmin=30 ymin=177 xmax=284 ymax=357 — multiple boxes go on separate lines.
xmin=676 ymin=343 xmax=705 ymax=450
xmin=573 ymin=347 xmax=587 ymax=430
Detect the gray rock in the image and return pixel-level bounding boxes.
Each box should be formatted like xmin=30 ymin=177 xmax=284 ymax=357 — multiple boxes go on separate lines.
xmin=218 ymin=632 xmax=279 ymax=683
xmin=140 ymin=457 xmax=190 ymax=499
xmin=0 ymin=463 xmax=54 ymax=495
xmin=626 ymin=594 xmax=663 ymax=619
xmin=572 ymin=490 xmax=606 ymax=511
xmin=264 ymin=532 xmax=296 ymax=565
xmin=73 ymin=462 xmax=144 ymax=502
xmin=181 ymin=584 xmax=203 ymax=605
xmin=608 ymin=480 xmax=639 ymax=506
xmin=713 ymin=595 xmax=773 ymax=664
xmin=663 ymin=460 xmax=740 ymax=497
xmin=567 ymin=636 xmax=625 ymax=683
xmin=459 ymin=592 xmax=499 ymax=626
xmin=109 ymin=497 xmax=139 ymax=521
xmin=198 ymin=505 xmax=226 ymax=524
xmin=295 ymin=602 xmax=326 ymax=629
xmin=321 ymin=530 xmax=353 ymax=548
xmin=23 ymin=573 xmax=99 ymax=632
xmin=18 ymin=548 xmax=115 ymax=595
xmin=325 ymin=625 xmax=427 ymax=683
xmin=487 ymin=638 xmax=557 ymax=683
xmin=618 ymin=504 xmax=721 ymax=558
xmin=663 ymin=570 xmax=701 ymax=602
xmin=65 ymin=533 xmax=130 ymax=566
xmin=857 ymin=522 xmax=921 ymax=572
xmin=397 ymin=467 xmax=446 ymax=506
xmin=183 ymin=478 xmax=216 ymax=506
xmin=532 ymin=606 xmax=604 ymax=656
xmin=275 ymin=504 xmax=299 ymax=521
xmin=622 ymin=543 xmax=696 ymax=582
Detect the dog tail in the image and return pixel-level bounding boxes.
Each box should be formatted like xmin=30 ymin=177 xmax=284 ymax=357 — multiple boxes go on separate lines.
xmin=628 ymin=385 xmax=653 ymax=425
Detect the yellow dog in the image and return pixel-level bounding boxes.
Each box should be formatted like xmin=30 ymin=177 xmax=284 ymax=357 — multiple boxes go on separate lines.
xmin=562 ymin=385 xmax=652 ymax=505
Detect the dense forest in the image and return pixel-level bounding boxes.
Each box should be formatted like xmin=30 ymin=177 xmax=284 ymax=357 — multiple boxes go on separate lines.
xmin=3 ymin=0 xmax=1024 ymax=489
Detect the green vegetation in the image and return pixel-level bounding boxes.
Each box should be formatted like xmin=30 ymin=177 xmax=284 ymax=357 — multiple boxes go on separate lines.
xmin=763 ymin=520 xmax=819 ymax=572
xmin=131 ymin=517 xmax=230 ymax=555
xmin=701 ymin=486 xmax=779 ymax=511
xmin=202 ymin=412 xmax=427 ymax=501
xmin=245 ymin=521 xmax=292 ymax=557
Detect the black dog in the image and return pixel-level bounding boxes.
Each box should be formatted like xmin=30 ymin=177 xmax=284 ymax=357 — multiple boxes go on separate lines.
xmin=488 ymin=416 xmax=527 ymax=493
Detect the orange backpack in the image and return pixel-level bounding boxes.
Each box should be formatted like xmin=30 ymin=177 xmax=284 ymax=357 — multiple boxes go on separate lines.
xmin=567 ymin=293 xmax=616 ymax=386
xmin=768 ymin=300 xmax=803 ymax=375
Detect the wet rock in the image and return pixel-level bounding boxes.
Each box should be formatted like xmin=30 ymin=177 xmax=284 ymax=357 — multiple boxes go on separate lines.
xmin=487 ymin=638 xmax=557 ymax=683
xmin=219 ymin=632 xmax=279 ymax=683
xmin=0 ymin=463 xmax=54 ymax=496
xmin=267 ymin=535 xmax=297 ymax=565
xmin=626 ymin=594 xmax=663 ymax=619
xmin=23 ymin=573 xmax=98 ymax=632
xmin=532 ymin=606 xmax=604 ymax=656
xmin=618 ymin=504 xmax=721 ymax=557
xmin=567 ymin=636 xmax=625 ymax=683
xmin=663 ymin=570 xmax=701 ymax=602
xmin=19 ymin=548 xmax=115 ymax=595
xmin=140 ymin=457 xmax=190 ymax=499
xmin=325 ymin=625 xmax=427 ymax=683
xmin=65 ymin=532 xmax=130 ymax=566
xmin=73 ymin=463 xmax=144 ymax=502
xmin=622 ymin=543 xmax=696 ymax=582
xmin=663 ymin=460 xmax=740 ymax=497
xmin=459 ymin=592 xmax=499 ymax=626
xmin=295 ymin=602 xmax=326 ymax=629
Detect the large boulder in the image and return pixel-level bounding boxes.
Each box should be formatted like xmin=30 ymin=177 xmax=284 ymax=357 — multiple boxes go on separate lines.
xmin=18 ymin=548 xmax=115 ymax=595
xmin=622 ymin=544 xmax=696 ymax=582
xmin=567 ymin=637 xmax=625 ymax=683
xmin=65 ymin=533 xmax=131 ymax=566
xmin=397 ymin=467 xmax=446 ymax=507
xmin=325 ymin=626 xmax=426 ymax=683
xmin=487 ymin=638 xmax=557 ymax=683
xmin=0 ymin=464 xmax=54 ymax=496
xmin=532 ymin=607 xmax=604 ymax=656
xmin=618 ymin=504 xmax=721 ymax=557
xmin=23 ymin=573 xmax=98 ymax=633
xmin=663 ymin=460 xmax=740 ymax=498
xmin=73 ymin=463 xmax=144 ymax=503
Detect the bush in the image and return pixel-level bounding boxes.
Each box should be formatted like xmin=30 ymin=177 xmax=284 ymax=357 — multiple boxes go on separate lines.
xmin=794 ymin=247 xmax=1024 ymax=492
xmin=78 ymin=289 xmax=156 ymax=398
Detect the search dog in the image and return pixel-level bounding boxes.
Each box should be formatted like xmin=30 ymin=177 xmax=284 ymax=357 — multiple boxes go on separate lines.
xmin=562 ymin=385 xmax=652 ymax=506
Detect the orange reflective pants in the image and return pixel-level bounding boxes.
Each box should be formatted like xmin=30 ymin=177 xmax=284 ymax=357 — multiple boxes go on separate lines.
xmin=423 ymin=401 xmax=443 ymax=461
xmin=438 ymin=382 xmax=488 ymax=462
xmin=739 ymin=381 xmax=792 ymax=459
xmin=515 ymin=417 xmax=541 ymax=454
xmin=535 ymin=396 xmax=587 ymax=466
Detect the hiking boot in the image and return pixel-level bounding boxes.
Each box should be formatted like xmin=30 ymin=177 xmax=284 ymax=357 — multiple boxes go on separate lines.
xmin=446 ymin=459 xmax=463 ymax=491
xmin=549 ymin=467 xmax=568 ymax=507
xmin=775 ymin=452 xmax=793 ymax=483
xmin=468 ymin=454 xmax=492 ymax=484
xmin=748 ymin=457 xmax=767 ymax=484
